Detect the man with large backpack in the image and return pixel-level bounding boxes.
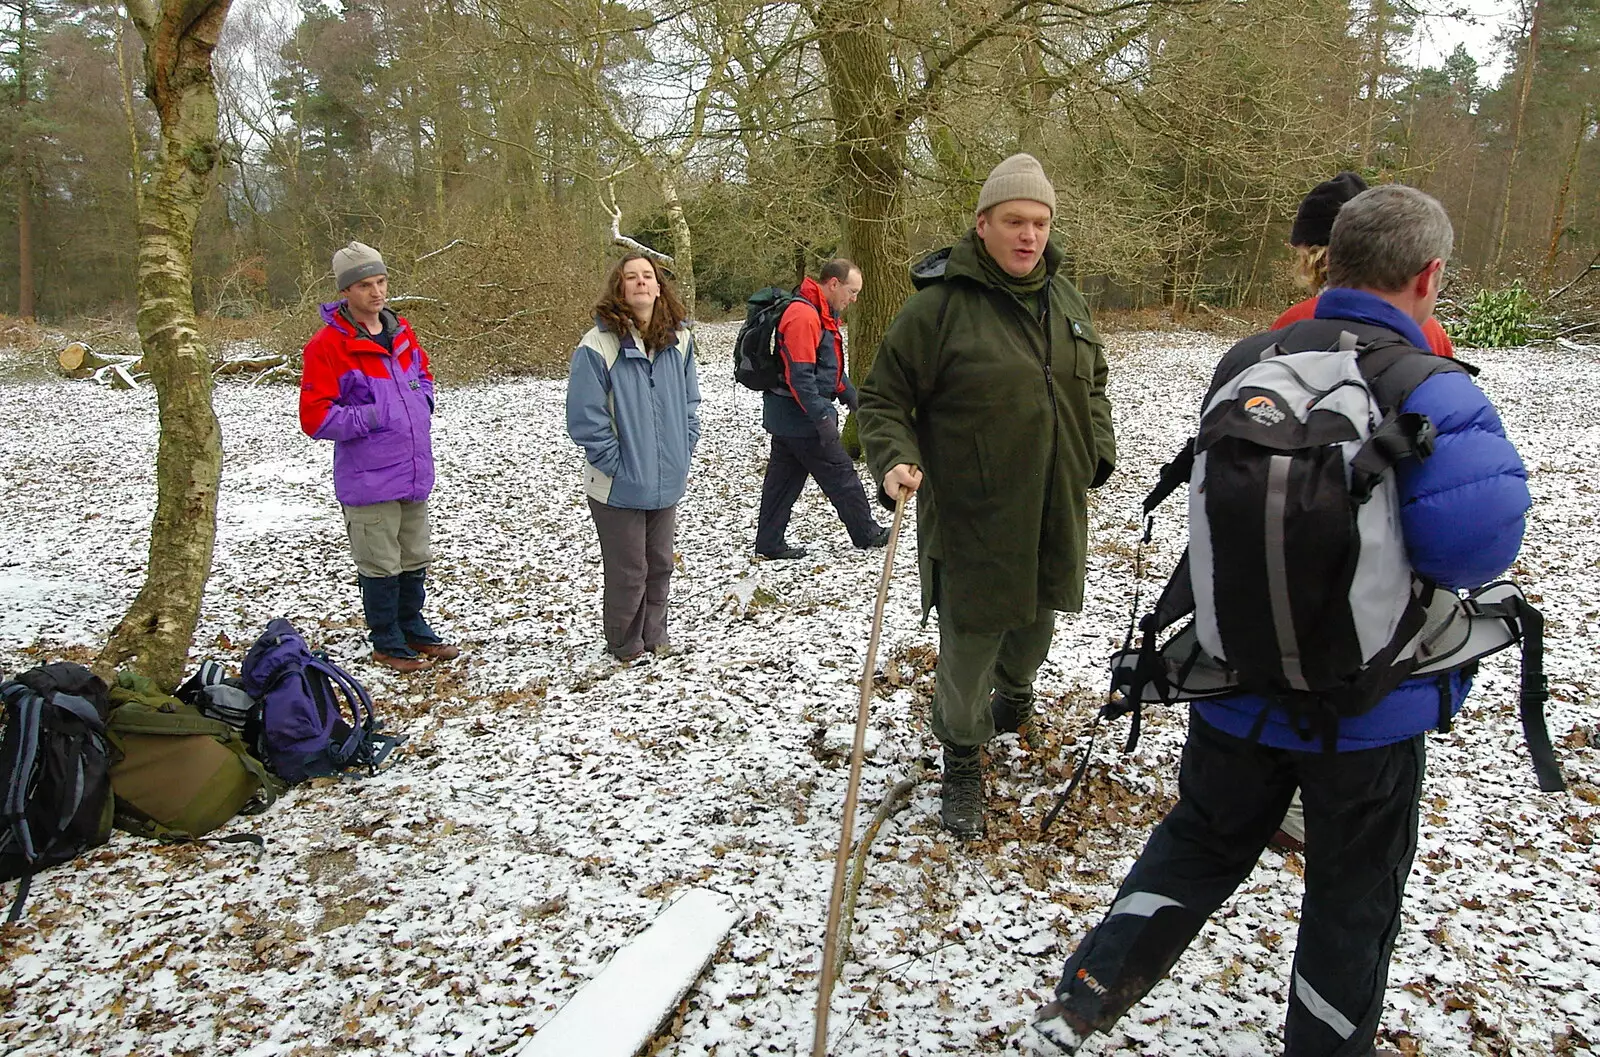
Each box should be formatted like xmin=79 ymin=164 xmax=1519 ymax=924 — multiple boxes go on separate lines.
xmin=300 ymin=242 xmax=462 ymax=673
xmin=752 ymin=258 xmax=888 ymax=560
xmin=1033 ymin=185 xmax=1530 ymax=1055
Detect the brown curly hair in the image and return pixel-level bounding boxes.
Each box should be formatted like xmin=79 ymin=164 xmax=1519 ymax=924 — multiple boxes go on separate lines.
xmin=594 ymin=255 xmax=689 ymax=353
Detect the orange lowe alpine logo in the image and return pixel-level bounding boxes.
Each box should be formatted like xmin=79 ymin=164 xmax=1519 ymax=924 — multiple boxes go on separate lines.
xmin=1243 ymin=394 xmax=1286 ymax=426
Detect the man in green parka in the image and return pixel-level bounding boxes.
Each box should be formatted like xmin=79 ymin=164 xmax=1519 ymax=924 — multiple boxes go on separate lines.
xmin=858 ymin=154 xmax=1117 ymax=839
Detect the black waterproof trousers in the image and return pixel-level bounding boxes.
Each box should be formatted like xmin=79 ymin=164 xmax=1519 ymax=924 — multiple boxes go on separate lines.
xmin=1053 ymin=709 xmax=1425 ymax=1057
xmin=754 ymin=433 xmax=879 ymax=552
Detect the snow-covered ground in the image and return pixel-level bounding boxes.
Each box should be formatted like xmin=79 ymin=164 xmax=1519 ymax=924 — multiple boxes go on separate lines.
xmin=0 ymin=323 xmax=1596 ymax=1056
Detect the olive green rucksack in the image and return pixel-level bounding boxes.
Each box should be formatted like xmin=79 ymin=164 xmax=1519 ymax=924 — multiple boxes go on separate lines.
xmin=107 ymin=673 xmax=284 ymax=842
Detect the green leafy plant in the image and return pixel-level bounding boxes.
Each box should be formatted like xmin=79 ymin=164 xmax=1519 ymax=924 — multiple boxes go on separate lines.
xmin=1450 ymin=284 xmax=1541 ymax=348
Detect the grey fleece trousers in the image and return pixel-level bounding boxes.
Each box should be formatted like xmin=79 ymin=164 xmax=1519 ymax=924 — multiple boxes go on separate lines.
xmin=588 ymin=499 xmax=676 ymax=658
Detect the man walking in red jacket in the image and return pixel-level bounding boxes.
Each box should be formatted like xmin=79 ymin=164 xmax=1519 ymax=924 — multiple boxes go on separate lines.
xmin=754 ymin=258 xmax=888 ymax=559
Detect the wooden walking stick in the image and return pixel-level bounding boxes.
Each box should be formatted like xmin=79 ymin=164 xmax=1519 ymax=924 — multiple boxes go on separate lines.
xmin=812 ymin=488 xmax=910 ymax=1057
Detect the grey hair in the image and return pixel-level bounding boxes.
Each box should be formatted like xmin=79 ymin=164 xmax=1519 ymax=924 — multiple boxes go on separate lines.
xmin=1326 ymin=185 xmax=1453 ymax=292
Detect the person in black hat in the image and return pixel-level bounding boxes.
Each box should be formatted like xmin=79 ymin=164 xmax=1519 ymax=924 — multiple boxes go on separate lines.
xmin=1273 ymin=172 xmax=1456 ymax=358
xmin=1270 ymin=173 xmax=1456 ymax=853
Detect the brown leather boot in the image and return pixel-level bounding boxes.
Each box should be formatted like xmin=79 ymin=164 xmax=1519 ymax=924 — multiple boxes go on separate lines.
xmin=407 ymin=640 xmax=461 ymax=660
xmin=373 ymin=650 xmax=431 ymax=673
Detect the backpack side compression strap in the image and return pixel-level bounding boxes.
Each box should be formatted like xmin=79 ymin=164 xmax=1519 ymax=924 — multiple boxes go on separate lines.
xmin=1500 ymin=595 xmax=1565 ymax=792
xmin=1 ymin=686 xmax=44 ymax=862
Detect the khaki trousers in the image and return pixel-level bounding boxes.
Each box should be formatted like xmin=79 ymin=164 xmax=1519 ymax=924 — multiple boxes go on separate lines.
xmin=342 ymin=500 xmax=433 ymax=578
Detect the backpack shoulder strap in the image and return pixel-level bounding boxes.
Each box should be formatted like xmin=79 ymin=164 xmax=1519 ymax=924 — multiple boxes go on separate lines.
xmin=312 ymin=656 xmax=374 ymax=725
xmin=1359 ymin=340 xmax=1470 ymax=414
xmin=305 ymin=656 xmax=374 ymax=755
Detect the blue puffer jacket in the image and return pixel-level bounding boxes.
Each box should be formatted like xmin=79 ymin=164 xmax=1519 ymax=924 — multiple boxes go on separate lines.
xmin=1196 ymin=290 xmax=1530 ymax=751
xmin=566 ymin=320 xmax=702 ymax=511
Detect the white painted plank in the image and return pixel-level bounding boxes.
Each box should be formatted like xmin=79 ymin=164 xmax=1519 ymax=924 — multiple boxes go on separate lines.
xmin=514 ymin=888 xmax=743 ymax=1057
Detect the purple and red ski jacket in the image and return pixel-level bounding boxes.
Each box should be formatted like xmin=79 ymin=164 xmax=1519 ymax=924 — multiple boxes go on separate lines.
xmin=299 ymin=302 xmax=436 ymax=507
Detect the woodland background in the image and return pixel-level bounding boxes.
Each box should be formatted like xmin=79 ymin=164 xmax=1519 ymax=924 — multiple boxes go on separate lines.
xmin=2 ymin=0 xmax=1598 ymax=383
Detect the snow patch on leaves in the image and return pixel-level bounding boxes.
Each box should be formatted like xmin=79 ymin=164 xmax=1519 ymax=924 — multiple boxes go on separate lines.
xmin=0 ymin=326 xmax=1595 ymax=1055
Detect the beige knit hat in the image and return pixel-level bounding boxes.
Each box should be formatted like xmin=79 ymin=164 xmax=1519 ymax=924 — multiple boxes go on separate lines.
xmin=975 ymin=153 xmax=1056 ymax=216
xmin=333 ymin=241 xmax=387 ymax=291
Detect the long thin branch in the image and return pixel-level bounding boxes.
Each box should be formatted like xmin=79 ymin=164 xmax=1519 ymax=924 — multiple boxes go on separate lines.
xmin=1546 ymin=250 xmax=1600 ymax=303
xmin=833 ymin=764 xmax=931 ymax=977
xmin=897 ymin=0 xmax=1212 ymax=130
xmin=601 ymin=178 xmax=674 ymax=266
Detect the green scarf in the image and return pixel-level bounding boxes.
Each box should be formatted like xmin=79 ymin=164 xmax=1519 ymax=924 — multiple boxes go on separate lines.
xmin=974 ymin=236 xmax=1050 ymax=299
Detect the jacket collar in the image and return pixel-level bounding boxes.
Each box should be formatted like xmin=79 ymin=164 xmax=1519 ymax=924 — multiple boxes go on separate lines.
xmin=1314 ymin=288 xmax=1430 ymax=350
xmin=797 ymin=276 xmax=840 ymax=332
xmin=937 ymin=228 xmax=1062 ymax=291
xmin=321 ymin=300 xmax=401 ymax=343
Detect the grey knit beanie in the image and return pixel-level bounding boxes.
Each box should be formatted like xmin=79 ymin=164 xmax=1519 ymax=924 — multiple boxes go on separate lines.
xmin=976 ymin=153 xmax=1056 ymax=216
xmin=333 ymin=241 xmax=387 ymax=291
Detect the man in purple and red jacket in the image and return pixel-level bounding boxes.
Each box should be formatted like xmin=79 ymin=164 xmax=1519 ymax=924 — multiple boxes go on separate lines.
xmin=300 ymin=241 xmax=460 ymax=672
xmin=1034 ymin=186 xmax=1530 ymax=1056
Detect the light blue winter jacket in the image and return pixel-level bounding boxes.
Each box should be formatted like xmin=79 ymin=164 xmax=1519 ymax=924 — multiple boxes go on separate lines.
xmin=566 ymin=320 xmax=701 ymax=510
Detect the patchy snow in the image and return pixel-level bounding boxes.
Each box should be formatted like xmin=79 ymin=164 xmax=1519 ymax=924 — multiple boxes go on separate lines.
xmin=0 ymin=324 xmax=1596 ymax=1056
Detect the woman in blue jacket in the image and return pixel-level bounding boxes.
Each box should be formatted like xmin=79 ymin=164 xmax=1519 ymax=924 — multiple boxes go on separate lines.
xmin=566 ymin=256 xmax=701 ymax=661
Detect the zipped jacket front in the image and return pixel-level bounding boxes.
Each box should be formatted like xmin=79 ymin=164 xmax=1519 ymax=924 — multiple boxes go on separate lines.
xmin=299 ymin=302 xmax=436 ymax=507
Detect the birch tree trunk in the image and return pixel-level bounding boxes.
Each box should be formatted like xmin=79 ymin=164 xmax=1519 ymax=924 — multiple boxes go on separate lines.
xmin=661 ymin=175 xmax=697 ymax=316
xmin=99 ymin=0 xmax=231 ymax=690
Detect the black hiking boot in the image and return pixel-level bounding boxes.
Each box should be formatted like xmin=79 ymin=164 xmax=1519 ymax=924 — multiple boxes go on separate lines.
xmin=991 ymin=689 xmax=1037 ymax=749
xmin=939 ymin=743 xmax=985 ymax=839
xmin=855 ymin=524 xmax=890 ymax=549
xmin=1032 ymin=998 xmax=1092 ymax=1054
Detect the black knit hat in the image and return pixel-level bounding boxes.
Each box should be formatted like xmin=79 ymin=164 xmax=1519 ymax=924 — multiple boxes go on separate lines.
xmin=1289 ymin=171 xmax=1369 ymax=247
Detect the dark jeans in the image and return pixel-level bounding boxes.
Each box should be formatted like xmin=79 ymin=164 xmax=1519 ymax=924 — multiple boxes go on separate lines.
xmin=755 ymin=433 xmax=878 ymax=552
xmin=588 ymin=499 xmax=676 ymax=657
xmin=1054 ymin=710 xmax=1425 ymax=1057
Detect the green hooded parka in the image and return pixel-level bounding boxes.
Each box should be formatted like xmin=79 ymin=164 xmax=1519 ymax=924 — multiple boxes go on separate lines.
xmin=859 ymin=230 xmax=1116 ymax=634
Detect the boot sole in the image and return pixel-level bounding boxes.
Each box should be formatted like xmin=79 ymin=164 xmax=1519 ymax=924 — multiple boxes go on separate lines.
xmin=940 ymin=816 xmax=986 ymax=840
xmin=1032 ymin=1012 xmax=1084 ymax=1054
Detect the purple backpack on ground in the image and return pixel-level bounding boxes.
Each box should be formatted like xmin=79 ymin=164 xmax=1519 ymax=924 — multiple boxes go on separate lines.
xmin=240 ymin=619 xmax=404 ymax=784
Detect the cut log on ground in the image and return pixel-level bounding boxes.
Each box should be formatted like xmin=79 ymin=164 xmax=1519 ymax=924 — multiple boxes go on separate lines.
xmin=512 ymin=887 xmax=741 ymax=1057
xmin=58 ymin=342 xmax=145 ymax=381
xmin=58 ymin=342 xmax=142 ymax=377
xmin=212 ymin=354 xmax=288 ymax=376
xmin=58 ymin=342 xmax=101 ymax=372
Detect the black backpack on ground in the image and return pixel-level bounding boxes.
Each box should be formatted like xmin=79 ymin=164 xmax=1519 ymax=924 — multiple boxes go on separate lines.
xmin=733 ymin=287 xmax=813 ymax=391
xmin=1 ymin=662 xmax=117 ymax=921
